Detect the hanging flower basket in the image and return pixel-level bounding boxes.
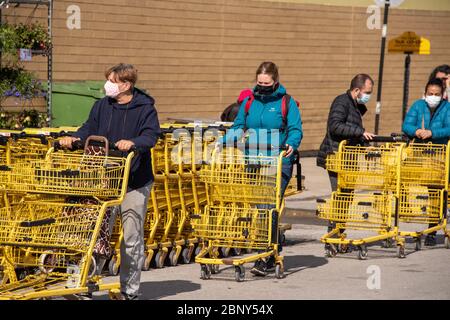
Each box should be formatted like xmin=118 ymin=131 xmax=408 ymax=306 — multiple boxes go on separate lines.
xmin=0 ymin=22 xmax=50 ymax=129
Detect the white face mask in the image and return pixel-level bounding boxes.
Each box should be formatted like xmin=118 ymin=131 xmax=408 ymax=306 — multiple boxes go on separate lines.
xmin=425 ymin=95 xmax=441 ymax=109
xmin=104 ymin=80 xmax=122 ymax=98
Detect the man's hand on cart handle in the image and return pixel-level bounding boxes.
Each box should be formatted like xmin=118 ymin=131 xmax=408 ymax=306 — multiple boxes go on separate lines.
xmin=59 ymin=136 xmax=81 ymax=149
xmin=115 ymin=140 xmax=135 ymax=152
xmin=363 ymin=132 xmax=375 ymax=141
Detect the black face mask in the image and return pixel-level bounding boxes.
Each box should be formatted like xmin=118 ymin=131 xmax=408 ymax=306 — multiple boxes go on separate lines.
xmin=255 ymin=83 xmax=278 ymax=96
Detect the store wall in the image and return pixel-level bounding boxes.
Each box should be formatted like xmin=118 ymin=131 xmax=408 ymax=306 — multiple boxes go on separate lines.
xmin=3 ymin=0 xmax=450 ymax=150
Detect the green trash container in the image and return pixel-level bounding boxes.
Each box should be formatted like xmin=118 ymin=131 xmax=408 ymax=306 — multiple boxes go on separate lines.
xmin=46 ymin=81 xmax=105 ymax=127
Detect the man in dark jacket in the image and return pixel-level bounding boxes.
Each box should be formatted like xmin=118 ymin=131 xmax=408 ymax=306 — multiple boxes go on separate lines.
xmin=60 ymin=63 xmax=161 ymax=300
xmin=317 ymin=74 xmax=375 ymax=235
xmin=317 ymin=73 xmax=375 ymax=191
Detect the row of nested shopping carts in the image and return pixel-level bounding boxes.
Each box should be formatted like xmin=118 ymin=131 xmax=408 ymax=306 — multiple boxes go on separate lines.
xmin=316 ymin=135 xmax=450 ymax=259
xmin=98 ymin=124 xmax=301 ymax=279
xmin=0 ymin=123 xmax=303 ymax=299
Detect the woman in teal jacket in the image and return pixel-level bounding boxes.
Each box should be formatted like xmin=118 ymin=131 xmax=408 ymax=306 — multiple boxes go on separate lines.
xmin=226 ymin=61 xmax=303 ymax=181
xmin=402 ymin=78 xmax=450 ymax=246
xmin=224 ymin=61 xmax=303 ymax=276
xmin=403 ymin=78 xmax=450 ymax=144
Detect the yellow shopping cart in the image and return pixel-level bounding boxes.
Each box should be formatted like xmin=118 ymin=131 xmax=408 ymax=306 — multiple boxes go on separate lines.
xmin=193 ymin=143 xmax=288 ymax=281
xmin=0 ymin=135 xmax=136 ymax=299
xmin=397 ymin=141 xmax=450 ymax=248
xmin=0 ymin=136 xmax=129 ymax=198
xmin=318 ymin=136 xmax=408 ymax=259
xmin=0 ymin=200 xmax=119 ymax=299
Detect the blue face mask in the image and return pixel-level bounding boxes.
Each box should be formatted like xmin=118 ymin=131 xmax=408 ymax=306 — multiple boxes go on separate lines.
xmin=357 ymin=93 xmax=371 ymax=104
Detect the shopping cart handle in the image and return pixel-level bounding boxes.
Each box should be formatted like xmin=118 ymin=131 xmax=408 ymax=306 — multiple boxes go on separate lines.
xmin=236 ymin=217 xmax=252 ymax=223
xmin=222 ymin=141 xmax=288 ymax=151
xmin=0 ymin=136 xmax=7 ymax=146
xmin=364 ymin=135 xmax=409 ymax=143
xmin=60 ymin=169 xmax=81 ymax=177
xmin=366 ymin=151 xmax=382 ymax=158
xmin=416 ymin=195 xmax=429 ymax=200
xmin=12 ymin=132 xmax=48 ymax=145
xmin=53 ymin=140 xmax=83 ymax=152
xmin=0 ymin=165 xmax=11 ymax=171
xmin=316 ymin=198 xmax=326 ymax=203
xmin=89 ymin=140 xmax=138 ymax=154
xmin=357 ymin=201 xmax=373 ymax=206
xmin=20 ymin=218 xmax=56 ymax=227
xmin=49 ymin=131 xmax=73 ymax=138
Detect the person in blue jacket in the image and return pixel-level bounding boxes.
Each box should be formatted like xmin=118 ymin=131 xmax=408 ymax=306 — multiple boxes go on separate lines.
xmin=402 ymin=77 xmax=450 ymax=246
xmin=60 ymin=63 xmax=161 ymax=299
xmin=224 ymin=61 xmax=303 ymax=276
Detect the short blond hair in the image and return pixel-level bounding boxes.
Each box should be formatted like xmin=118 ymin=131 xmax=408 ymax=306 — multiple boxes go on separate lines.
xmin=105 ymin=63 xmax=138 ymax=86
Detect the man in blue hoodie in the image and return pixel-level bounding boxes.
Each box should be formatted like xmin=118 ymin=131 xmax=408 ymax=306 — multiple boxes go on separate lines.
xmin=60 ymin=63 xmax=161 ymax=299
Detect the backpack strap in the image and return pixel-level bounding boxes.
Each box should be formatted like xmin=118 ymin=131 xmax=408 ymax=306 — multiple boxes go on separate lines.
xmin=281 ymin=95 xmax=290 ymax=132
xmin=243 ymin=94 xmax=255 ymax=131
xmin=244 ymin=94 xmax=255 ymax=115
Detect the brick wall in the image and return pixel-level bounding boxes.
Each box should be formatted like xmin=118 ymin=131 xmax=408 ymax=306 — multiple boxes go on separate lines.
xmin=3 ymin=0 xmax=450 ymax=150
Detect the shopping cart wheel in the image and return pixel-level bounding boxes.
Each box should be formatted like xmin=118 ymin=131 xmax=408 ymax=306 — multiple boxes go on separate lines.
xmin=88 ymin=256 xmax=97 ymax=278
xmin=38 ymin=251 xmax=57 ymax=274
xmin=200 ymin=264 xmax=211 ymax=280
xmin=281 ymin=233 xmax=287 ymax=246
xmin=397 ymin=245 xmax=406 ymax=259
xmin=275 ymin=264 xmax=285 ymax=279
xmin=338 ymin=243 xmax=351 ymax=254
xmin=324 ymin=244 xmax=337 ymax=258
xmin=445 ymin=236 xmax=450 ymax=249
xmin=234 ymin=266 xmax=245 ymax=282
xmin=181 ymin=248 xmax=191 ymax=264
xmin=414 ymin=238 xmax=422 ymax=251
xmin=142 ymin=252 xmax=152 ymax=271
xmin=211 ymin=265 xmax=220 ymax=274
xmin=169 ymin=250 xmax=178 ymax=267
xmin=232 ymin=248 xmax=242 ymax=256
xmin=357 ymin=246 xmax=368 ymax=260
xmin=108 ymin=257 xmax=119 ymax=276
xmin=155 ymin=251 xmax=165 ymax=269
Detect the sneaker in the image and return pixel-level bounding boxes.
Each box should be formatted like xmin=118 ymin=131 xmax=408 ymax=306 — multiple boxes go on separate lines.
xmin=119 ymin=292 xmax=139 ymax=300
xmin=250 ymin=259 xmax=267 ymax=277
xmin=265 ymin=256 xmax=275 ymax=271
xmin=424 ymin=234 xmax=436 ymax=246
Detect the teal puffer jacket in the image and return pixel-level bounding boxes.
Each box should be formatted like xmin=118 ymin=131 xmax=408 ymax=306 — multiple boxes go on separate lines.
xmin=402 ymin=98 xmax=450 ymax=145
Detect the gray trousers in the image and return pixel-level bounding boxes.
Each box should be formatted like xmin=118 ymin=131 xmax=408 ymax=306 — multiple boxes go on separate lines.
xmin=105 ymin=182 xmax=152 ymax=296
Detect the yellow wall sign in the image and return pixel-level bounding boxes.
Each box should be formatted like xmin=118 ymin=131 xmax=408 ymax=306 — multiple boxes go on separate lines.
xmin=388 ymin=32 xmax=430 ymax=55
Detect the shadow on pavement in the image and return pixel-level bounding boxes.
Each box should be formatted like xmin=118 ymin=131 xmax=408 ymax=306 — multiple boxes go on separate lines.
xmin=284 ymin=254 xmax=328 ymax=275
xmin=94 ymin=280 xmax=201 ymax=300
xmin=139 ymin=280 xmax=201 ymax=300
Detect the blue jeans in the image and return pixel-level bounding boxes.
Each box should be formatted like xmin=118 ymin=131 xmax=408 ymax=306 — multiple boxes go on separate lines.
xmin=257 ymin=162 xmax=294 ymax=253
